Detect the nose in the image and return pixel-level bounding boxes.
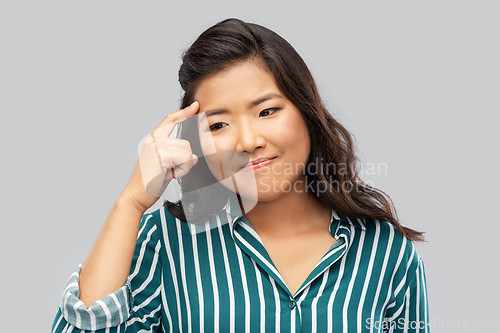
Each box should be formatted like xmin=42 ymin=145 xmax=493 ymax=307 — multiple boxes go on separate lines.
xmin=235 ymin=119 xmax=266 ymax=154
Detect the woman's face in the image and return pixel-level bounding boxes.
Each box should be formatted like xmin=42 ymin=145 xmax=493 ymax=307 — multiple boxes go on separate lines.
xmin=194 ymin=59 xmax=311 ymax=202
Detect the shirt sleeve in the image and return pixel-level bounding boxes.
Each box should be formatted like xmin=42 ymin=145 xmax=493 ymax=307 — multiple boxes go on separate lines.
xmin=382 ymin=258 xmax=431 ymax=333
xmin=51 ymin=212 xmax=163 ymax=332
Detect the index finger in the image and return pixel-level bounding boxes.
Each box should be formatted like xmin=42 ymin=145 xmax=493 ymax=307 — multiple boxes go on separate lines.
xmin=155 ymin=101 xmax=199 ymax=131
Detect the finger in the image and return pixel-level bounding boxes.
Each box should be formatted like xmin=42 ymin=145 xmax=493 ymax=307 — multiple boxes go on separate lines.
xmin=154 ymin=137 xmax=192 ymax=154
xmin=142 ymin=135 xmax=193 ymax=168
xmin=154 ymin=140 xmax=194 ymax=172
xmin=155 ymin=101 xmax=199 ymax=131
xmin=149 ymin=133 xmax=193 ymax=160
xmin=140 ymin=137 xmax=193 ymax=175
xmin=139 ymin=140 xmax=167 ymax=197
xmin=171 ymin=154 xmax=198 ymax=179
xmin=161 ymin=149 xmax=197 ymax=172
xmin=167 ymin=154 xmax=198 ymax=180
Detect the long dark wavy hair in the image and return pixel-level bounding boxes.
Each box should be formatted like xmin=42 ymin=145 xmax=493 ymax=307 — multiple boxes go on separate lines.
xmin=164 ymin=18 xmax=425 ymax=242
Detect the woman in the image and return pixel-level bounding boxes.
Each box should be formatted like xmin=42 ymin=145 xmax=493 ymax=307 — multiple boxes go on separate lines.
xmin=52 ymin=18 xmax=430 ymax=333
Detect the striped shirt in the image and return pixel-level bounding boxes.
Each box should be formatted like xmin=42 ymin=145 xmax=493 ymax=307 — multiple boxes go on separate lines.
xmin=52 ymin=197 xmax=430 ymax=332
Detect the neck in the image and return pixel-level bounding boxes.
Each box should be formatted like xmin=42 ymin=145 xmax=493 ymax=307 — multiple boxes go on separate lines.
xmin=244 ymin=185 xmax=332 ymax=237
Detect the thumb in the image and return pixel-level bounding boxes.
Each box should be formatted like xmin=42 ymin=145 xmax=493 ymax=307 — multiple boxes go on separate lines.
xmin=191 ymin=154 xmax=199 ymax=166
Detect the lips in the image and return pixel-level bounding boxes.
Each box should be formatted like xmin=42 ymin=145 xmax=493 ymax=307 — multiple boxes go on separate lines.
xmin=243 ymin=157 xmax=277 ymax=170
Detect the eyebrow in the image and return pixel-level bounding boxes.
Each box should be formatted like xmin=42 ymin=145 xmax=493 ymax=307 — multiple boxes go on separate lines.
xmin=204 ymin=93 xmax=285 ymax=118
xmin=249 ymin=93 xmax=284 ymax=108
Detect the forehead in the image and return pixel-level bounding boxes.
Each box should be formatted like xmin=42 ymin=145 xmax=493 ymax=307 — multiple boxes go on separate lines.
xmin=193 ymin=60 xmax=282 ymax=112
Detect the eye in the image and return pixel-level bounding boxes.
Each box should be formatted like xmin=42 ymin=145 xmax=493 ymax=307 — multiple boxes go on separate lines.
xmin=209 ymin=122 xmax=227 ymax=131
xmin=260 ymin=108 xmax=279 ymax=117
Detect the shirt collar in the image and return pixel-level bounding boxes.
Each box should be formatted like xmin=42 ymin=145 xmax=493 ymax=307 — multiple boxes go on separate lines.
xmin=329 ymin=210 xmax=366 ymax=250
xmin=331 ymin=210 xmax=366 ymax=231
xmin=215 ymin=196 xmax=244 ymax=236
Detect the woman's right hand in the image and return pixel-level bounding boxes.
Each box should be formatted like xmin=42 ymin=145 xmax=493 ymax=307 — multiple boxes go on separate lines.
xmin=121 ymin=101 xmax=200 ymax=212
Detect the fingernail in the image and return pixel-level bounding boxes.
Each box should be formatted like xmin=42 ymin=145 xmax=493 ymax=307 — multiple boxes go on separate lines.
xmin=190 ymin=101 xmax=198 ymax=108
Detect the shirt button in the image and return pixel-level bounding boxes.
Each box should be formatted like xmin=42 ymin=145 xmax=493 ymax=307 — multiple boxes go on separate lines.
xmin=288 ymin=300 xmax=296 ymax=309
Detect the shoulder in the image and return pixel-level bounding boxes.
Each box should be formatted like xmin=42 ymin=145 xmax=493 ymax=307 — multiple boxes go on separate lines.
xmin=349 ymin=217 xmax=421 ymax=277
xmin=132 ymin=205 xmax=177 ymax=248
xmin=363 ymin=218 xmax=417 ymax=254
xmin=143 ymin=204 xmax=179 ymax=234
xmin=144 ymin=204 xmax=200 ymax=246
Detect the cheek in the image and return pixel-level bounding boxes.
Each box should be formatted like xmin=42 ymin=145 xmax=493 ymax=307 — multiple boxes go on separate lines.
xmin=199 ymin=133 xmax=216 ymax=160
xmin=199 ymin=134 xmax=245 ymax=181
xmin=273 ymin=114 xmax=310 ymax=154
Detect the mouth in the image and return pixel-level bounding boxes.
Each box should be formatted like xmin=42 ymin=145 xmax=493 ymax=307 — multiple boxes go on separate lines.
xmin=242 ymin=157 xmax=277 ymax=171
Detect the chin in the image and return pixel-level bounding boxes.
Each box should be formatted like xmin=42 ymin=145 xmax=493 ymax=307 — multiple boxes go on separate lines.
xmin=253 ymin=186 xmax=290 ymax=202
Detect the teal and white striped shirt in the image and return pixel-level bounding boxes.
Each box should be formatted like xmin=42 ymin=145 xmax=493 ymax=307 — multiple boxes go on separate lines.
xmin=52 ymin=197 xmax=430 ymax=332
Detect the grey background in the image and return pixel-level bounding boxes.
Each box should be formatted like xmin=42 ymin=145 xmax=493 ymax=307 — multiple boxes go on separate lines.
xmin=1 ymin=1 xmax=498 ymax=331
